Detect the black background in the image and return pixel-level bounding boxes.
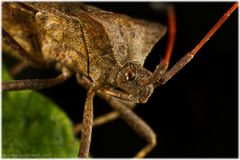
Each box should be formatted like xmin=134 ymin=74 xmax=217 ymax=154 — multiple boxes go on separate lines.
xmin=6 ymin=2 xmax=238 ymax=158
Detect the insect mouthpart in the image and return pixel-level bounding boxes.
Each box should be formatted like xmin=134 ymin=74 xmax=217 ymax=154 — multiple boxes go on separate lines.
xmin=114 ymin=61 xmax=154 ymax=104
xmin=138 ymin=84 xmax=154 ymax=104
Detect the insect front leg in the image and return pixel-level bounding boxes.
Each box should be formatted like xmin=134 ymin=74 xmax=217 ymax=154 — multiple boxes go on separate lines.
xmin=76 ymin=74 xmax=155 ymax=157
xmin=74 ymin=74 xmax=136 ymax=134
xmin=79 ymin=87 xmax=95 ymax=158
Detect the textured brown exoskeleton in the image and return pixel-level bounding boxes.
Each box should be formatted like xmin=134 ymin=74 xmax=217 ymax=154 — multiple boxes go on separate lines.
xmin=2 ymin=2 xmax=238 ymax=158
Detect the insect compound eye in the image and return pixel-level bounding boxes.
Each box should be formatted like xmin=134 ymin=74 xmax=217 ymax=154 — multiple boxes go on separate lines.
xmin=125 ymin=70 xmax=135 ymax=81
xmin=125 ymin=69 xmax=136 ymax=81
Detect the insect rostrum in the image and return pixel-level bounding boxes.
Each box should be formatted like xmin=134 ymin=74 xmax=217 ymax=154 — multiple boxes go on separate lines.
xmin=2 ymin=2 xmax=238 ymax=158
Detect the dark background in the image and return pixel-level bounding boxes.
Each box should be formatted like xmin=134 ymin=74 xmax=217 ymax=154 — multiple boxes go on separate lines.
xmin=5 ymin=2 xmax=238 ymax=158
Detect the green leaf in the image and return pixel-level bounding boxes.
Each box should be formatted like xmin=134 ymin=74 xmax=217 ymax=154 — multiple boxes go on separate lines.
xmin=2 ymin=65 xmax=79 ymax=158
xmin=2 ymin=65 xmax=12 ymax=81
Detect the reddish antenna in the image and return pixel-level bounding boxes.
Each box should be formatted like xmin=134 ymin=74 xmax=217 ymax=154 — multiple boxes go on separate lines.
xmin=159 ymin=2 xmax=238 ymax=85
xmin=191 ymin=2 xmax=239 ymax=56
xmin=163 ymin=5 xmax=176 ymax=67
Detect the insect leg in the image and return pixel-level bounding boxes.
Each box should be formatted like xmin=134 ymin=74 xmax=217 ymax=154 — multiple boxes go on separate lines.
xmin=75 ymin=74 xmax=136 ymax=134
xmin=104 ymin=96 xmax=156 ymax=158
xmin=2 ymin=67 xmax=72 ymax=91
xmin=74 ymin=102 xmax=136 ymax=134
xmin=9 ymin=61 xmax=29 ymax=76
xmin=74 ymin=111 xmax=119 ymax=134
xmin=76 ymin=74 xmax=154 ymax=157
xmin=158 ymin=2 xmax=238 ymax=85
xmin=79 ymin=87 xmax=95 ymax=158
xmin=77 ymin=74 xmax=136 ymax=102
xmin=3 ymin=29 xmax=47 ymax=68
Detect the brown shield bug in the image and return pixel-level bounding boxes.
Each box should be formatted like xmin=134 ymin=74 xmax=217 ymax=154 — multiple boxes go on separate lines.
xmin=2 ymin=2 xmax=238 ymax=158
